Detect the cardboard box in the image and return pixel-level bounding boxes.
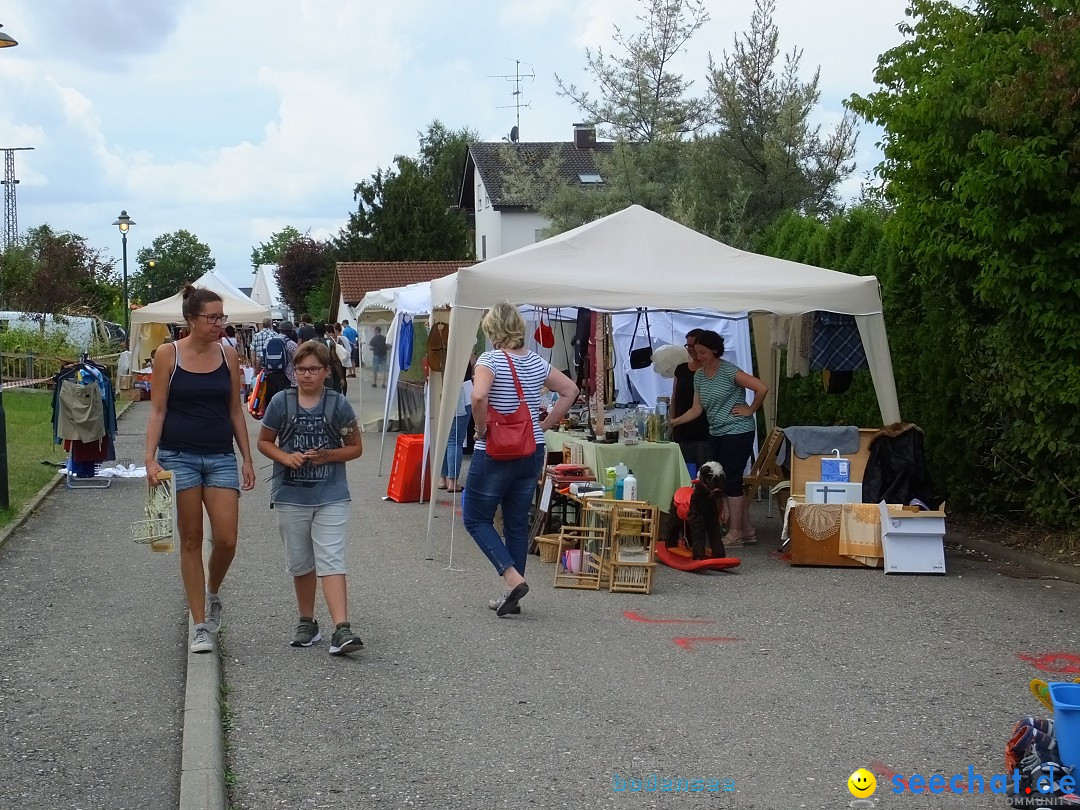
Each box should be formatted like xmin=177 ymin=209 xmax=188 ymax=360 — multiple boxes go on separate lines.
xmin=805 ymin=481 xmax=863 ymax=504
xmin=877 ymin=502 xmax=947 ymax=574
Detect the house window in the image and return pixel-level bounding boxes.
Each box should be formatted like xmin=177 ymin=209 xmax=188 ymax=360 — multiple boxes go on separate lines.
xmin=478 ymin=183 xmax=483 ymax=209
xmin=481 ymin=235 xmax=487 ymax=259
xmin=578 ymin=173 xmax=603 ymax=184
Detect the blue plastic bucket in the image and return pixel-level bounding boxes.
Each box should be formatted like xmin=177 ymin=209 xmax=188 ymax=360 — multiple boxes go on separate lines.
xmin=1049 ymin=682 xmax=1080 ymax=771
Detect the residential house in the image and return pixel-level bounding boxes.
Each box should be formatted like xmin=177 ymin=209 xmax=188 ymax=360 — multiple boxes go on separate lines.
xmin=459 ymin=123 xmax=615 ymax=260
xmin=330 ymin=260 xmax=476 ymax=324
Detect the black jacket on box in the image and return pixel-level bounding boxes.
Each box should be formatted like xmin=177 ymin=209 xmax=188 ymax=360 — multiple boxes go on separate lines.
xmin=862 ymin=423 xmax=944 ymax=509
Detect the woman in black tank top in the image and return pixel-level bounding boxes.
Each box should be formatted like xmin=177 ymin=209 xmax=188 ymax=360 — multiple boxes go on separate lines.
xmin=145 ymin=286 xmax=255 ymax=654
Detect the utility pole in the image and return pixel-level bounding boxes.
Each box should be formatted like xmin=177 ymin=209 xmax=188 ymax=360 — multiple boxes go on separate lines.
xmin=1 ymin=147 xmax=34 ymax=250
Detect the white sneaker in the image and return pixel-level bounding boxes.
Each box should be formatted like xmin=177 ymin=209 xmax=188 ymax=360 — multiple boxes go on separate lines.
xmin=191 ymin=624 xmax=213 ymax=653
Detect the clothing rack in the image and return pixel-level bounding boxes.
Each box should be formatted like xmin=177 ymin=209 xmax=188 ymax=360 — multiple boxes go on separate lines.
xmin=52 ymin=357 xmax=118 ymax=489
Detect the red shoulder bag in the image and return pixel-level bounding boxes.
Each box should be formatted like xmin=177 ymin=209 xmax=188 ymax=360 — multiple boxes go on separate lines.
xmin=484 ymin=351 xmax=537 ymax=460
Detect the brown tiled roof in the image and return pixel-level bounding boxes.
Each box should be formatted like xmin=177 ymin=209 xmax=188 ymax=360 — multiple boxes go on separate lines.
xmin=335 ymin=260 xmax=476 ymax=305
xmin=463 ymin=141 xmax=618 ymax=209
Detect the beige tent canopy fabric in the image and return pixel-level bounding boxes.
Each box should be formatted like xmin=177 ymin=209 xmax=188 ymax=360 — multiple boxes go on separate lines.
xmin=129 ymin=270 xmax=270 ymax=367
xmin=425 ymin=205 xmax=902 ymax=553
xmin=130 ymin=270 xmax=270 ymax=325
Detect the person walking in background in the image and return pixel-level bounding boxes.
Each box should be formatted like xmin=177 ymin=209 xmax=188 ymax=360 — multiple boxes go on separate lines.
xmin=220 ymin=324 xmax=239 ymax=351
xmin=250 ymin=317 xmax=275 ymax=374
xmin=314 ymin=322 xmax=346 ymax=394
xmin=334 ymin=323 xmax=354 ymax=383
xmin=297 ymin=313 xmax=316 ymax=343
xmin=671 ymin=329 xmax=713 ymax=478
xmin=465 ymin=301 xmax=578 ymax=617
xmin=439 ymin=361 xmax=474 ymax=493
xmin=667 ymin=329 xmax=768 ymax=549
xmin=145 ymin=286 xmax=256 ymax=653
xmin=342 ymin=319 xmax=359 ymax=377
xmin=257 ymin=341 xmax=365 ymax=655
xmin=369 ymin=326 xmax=388 ymax=389
xmin=263 ymin=320 xmax=298 ymax=404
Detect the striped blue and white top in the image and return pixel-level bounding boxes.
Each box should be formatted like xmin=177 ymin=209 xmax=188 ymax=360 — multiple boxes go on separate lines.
xmin=475 ymin=349 xmax=550 ymax=451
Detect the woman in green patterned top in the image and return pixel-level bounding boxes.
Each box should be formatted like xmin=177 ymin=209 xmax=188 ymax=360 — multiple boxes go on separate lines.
xmin=668 ymin=330 xmax=768 ymax=548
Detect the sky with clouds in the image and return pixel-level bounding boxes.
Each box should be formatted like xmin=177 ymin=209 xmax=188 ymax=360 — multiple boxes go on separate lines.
xmin=0 ymin=0 xmax=909 ymax=290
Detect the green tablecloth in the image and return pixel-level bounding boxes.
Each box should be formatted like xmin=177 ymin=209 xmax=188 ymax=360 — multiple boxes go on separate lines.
xmin=544 ymin=431 xmax=691 ymax=510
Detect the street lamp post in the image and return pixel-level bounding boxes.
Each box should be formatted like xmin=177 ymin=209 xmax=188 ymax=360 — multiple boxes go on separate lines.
xmin=0 ymin=22 xmax=18 ymax=510
xmin=112 ymin=210 xmax=135 ymax=344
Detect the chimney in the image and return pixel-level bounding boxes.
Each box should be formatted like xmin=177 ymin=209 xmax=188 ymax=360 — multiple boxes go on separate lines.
xmin=573 ymin=122 xmax=596 ymax=150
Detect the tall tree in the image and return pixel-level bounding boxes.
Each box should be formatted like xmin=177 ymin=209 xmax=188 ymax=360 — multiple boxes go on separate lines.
xmin=848 ymin=0 xmax=1080 ymax=526
xmin=131 ymin=230 xmax=215 ymax=304
xmin=555 ymin=0 xmax=711 ymax=142
xmin=417 ymin=120 xmax=480 ymax=207
xmin=275 ymin=237 xmax=334 ymax=315
xmin=705 ymin=0 xmax=858 ymax=233
xmin=250 ymin=226 xmax=303 ymax=272
xmin=0 ymin=225 xmax=117 ymax=321
xmin=335 ymin=156 xmax=469 ymax=261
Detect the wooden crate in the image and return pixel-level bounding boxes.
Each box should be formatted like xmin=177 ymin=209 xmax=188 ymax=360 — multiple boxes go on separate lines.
xmin=553 ymin=526 xmax=608 ymax=590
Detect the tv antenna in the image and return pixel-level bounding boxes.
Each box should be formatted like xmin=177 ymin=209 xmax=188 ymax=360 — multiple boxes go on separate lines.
xmin=490 ymin=59 xmax=534 ymax=141
xmin=1 ymin=147 xmax=34 ymax=250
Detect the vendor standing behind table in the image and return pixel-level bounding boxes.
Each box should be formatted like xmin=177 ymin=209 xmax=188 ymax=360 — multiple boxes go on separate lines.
xmin=670 ymin=328 xmax=713 ymax=478
xmin=667 ymin=329 xmax=768 ymax=549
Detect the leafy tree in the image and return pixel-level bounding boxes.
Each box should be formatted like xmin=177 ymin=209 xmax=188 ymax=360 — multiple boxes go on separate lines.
xmin=250 ymin=226 xmax=303 ymax=272
xmin=555 ymin=0 xmax=711 ymax=141
xmin=704 ymin=0 xmax=858 ymax=232
xmin=0 ymin=225 xmax=118 ymax=323
xmin=275 ymin=236 xmax=334 ymax=315
xmin=131 ymin=230 xmax=215 ymax=304
xmin=417 ymin=120 xmax=479 ymax=208
xmin=335 ymin=156 xmax=469 ymax=261
xmin=848 ymin=0 xmax=1080 ymax=526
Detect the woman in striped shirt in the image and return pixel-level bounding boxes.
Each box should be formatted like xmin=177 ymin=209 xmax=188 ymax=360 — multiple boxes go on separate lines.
xmin=466 ymin=301 xmax=578 ymax=617
xmin=667 ymin=330 xmax=768 ymax=549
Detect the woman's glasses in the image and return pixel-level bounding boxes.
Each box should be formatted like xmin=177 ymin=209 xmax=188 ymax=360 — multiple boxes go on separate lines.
xmin=196 ymin=313 xmax=229 ymax=325
xmin=295 ymin=366 xmax=327 ymax=375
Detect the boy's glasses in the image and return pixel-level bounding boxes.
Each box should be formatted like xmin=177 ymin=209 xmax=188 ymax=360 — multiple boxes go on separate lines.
xmin=295 ymin=366 xmax=327 ymax=375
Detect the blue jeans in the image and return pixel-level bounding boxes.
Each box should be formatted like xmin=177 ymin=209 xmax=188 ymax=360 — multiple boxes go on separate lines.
xmin=441 ymin=412 xmax=471 ymax=478
xmin=463 ymin=446 xmax=545 ymax=576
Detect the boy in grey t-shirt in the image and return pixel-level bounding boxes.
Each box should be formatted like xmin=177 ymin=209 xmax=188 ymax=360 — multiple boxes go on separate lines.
xmin=257 ymin=341 xmax=364 ymax=655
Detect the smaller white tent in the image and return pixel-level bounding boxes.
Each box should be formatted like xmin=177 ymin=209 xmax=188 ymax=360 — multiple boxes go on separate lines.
xmin=131 ymin=270 xmax=270 ymax=325
xmin=251 ymin=264 xmax=288 ymax=321
xmin=130 ymin=270 xmax=270 ymax=366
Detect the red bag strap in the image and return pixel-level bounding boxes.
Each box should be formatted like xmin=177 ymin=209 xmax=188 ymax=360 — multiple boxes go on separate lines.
xmin=501 ymin=350 xmax=527 ymax=406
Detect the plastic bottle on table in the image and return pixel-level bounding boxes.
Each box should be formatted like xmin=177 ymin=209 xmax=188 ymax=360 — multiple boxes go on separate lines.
xmin=622 ymin=470 xmax=638 ymax=501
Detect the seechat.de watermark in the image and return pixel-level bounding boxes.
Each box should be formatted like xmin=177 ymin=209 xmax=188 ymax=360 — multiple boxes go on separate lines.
xmin=612 ymin=774 xmax=735 ymax=793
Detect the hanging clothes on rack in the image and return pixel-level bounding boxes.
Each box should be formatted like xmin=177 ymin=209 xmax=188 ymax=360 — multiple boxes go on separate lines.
xmin=52 ymin=358 xmax=118 ymax=479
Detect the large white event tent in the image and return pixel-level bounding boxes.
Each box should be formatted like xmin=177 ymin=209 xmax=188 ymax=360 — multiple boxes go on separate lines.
xmin=426 ymin=204 xmax=902 ymax=551
xmin=251 ymin=264 xmax=289 ymax=321
xmin=129 ymin=270 xmax=270 ymax=365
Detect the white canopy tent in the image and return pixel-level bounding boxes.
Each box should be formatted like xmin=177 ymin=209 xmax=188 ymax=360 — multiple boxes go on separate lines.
xmin=129 ymin=270 xmax=271 ymax=366
xmin=251 ymin=264 xmax=289 ymax=321
xmin=426 ymin=204 xmax=902 ymax=553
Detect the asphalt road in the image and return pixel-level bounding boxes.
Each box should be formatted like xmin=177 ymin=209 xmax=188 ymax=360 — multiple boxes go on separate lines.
xmin=2 ymin=386 xmax=1078 ymax=810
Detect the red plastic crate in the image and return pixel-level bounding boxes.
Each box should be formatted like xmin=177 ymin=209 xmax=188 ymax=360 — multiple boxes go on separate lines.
xmin=386 ymin=434 xmax=432 ymax=503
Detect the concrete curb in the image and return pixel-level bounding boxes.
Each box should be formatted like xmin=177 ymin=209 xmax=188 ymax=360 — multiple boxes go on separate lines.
xmin=949 ymin=535 xmax=1080 ymax=585
xmin=179 ymin=618 xmax=228 ymax=810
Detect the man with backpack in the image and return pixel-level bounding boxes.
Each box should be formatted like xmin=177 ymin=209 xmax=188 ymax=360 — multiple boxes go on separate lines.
xmin=263 ymin=320 xmax=298 ymax=404
xmin=314 ymin=322 xmax=346 ymax=394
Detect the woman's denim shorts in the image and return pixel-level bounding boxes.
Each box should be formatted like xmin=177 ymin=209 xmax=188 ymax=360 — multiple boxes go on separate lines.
xmin=158 ymin=450 xmax=239 ymax=493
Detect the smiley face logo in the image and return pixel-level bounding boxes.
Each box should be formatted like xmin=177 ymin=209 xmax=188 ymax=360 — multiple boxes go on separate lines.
xmin=847 ymin=768 xmax=877 ymax=798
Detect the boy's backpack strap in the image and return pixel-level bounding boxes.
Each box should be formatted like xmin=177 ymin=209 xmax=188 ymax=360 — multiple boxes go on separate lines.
xmin=278 ymin=388 xmax=300 ymax=446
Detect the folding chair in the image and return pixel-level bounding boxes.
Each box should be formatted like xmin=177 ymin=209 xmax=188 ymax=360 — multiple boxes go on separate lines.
xmin=744 ymin=427 xmax=788 ymax=517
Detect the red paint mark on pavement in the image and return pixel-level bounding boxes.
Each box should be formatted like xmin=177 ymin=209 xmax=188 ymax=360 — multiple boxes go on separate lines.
xmin=672 ymin=637 xmax=742 ymax=652
xmin=869 ymin=761 xmax=967 ymax=794
xmin=623 ymin=610 xmax=713 ymax=625
xmin=1017 ymin=652 xmax=1080 ymax=674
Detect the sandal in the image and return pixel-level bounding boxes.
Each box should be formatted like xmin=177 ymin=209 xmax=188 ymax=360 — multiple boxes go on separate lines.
xmin=445 ymin=486 xmax=465 ymax=493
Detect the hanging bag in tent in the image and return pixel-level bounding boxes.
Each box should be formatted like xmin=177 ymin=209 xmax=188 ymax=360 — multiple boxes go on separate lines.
xmin=485 ymin=351 xmax=537 ymax=461
xmin=427 ymin=321 xmax=448 ymax=372
xmin=534 ymin=308 xmax=555 ymax=349
xmin=629 ymin=308 xmax=654 ymax=369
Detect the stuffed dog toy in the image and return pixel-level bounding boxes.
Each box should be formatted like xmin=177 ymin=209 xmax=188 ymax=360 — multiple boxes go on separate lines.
xmin=660 ymin=461 xmax=727 ymax=559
